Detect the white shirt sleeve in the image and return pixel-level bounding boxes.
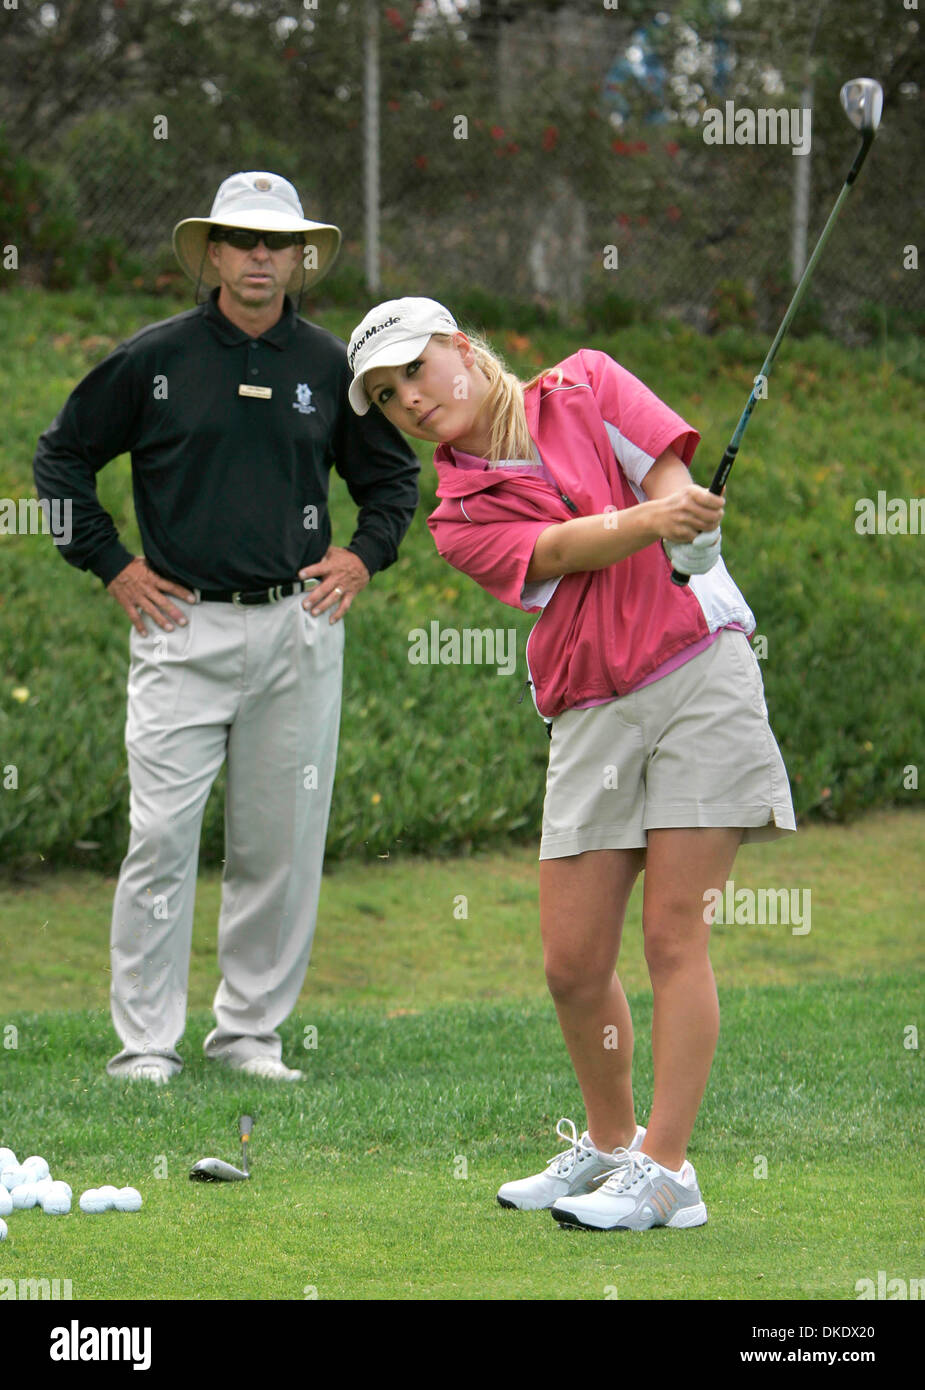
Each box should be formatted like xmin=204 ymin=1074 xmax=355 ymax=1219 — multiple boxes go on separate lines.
xmin=520 ymin=576 xmax=561 ymax=610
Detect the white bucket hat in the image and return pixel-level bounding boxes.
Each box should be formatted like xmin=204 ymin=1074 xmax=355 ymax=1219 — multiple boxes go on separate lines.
xmin=347 ymin=298 xmax=459 ymax=414
xmin=172 ymin=171 xmax=342 ymax=296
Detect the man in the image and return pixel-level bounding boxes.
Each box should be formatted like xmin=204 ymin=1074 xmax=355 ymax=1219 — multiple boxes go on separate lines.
xmin=33 ymin=171 xmax=419 ymax=1084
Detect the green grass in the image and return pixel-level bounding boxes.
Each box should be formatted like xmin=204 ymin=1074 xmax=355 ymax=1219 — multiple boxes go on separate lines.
xmin=0 ymin=983 xmax=920 ymax=1301
xmin=1 ymin=811 xmax=921 ymax=1300
xmin=1 ymin=809 xmax=922 ymax=1014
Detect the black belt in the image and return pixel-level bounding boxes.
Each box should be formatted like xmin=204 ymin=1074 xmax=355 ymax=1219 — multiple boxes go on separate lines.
xmin=160 ymin=573 xmax=319 ymax=606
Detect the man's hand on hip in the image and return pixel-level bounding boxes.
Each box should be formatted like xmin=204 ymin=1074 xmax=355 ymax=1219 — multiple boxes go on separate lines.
xmin=107 ymin=557 xmax=196 ymax=635
xmin=298 ymin=547 xmax=370 ymax=622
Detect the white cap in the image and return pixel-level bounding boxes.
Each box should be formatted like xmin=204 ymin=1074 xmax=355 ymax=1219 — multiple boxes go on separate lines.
xmin=347 ymin=297 xmax=458 ymax=415
xmin=172 ymin=171 xmax=341 ymax=294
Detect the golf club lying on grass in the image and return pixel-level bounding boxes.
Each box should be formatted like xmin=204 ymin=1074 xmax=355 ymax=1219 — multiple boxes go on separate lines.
xmin=670 ymin=76 xmax=884 ymax=586
xmin=189 ymin=1115 xmax=252 ymax=1182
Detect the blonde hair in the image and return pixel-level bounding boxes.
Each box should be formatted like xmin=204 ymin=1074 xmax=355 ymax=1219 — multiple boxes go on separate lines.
xmin=432 ymin=331 xmax=561 ymax=465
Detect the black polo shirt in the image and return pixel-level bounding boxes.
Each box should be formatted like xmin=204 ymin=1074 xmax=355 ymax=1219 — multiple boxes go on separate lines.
xmin=32 ymin=289 xmax=420 ymax=590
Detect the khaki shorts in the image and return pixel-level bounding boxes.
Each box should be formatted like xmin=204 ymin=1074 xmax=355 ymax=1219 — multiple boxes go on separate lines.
xmin=539 ymin=629 xmax=796 ymax=859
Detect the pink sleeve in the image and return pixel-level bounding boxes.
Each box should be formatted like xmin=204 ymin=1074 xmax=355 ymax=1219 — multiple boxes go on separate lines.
xmin=427 ymin=500 xmax=554 ymax=611
xmin=576 ymin=348 xmax=700 ymax=483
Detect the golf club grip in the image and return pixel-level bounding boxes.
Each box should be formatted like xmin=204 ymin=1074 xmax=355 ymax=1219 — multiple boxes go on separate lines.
xmin=239 ymin=1115 xmax=253 ymax=1141
xmin=670 ymin=444 xmax=737 ymax=586
xmin=709 ymin=443 xmax=738 ymax=496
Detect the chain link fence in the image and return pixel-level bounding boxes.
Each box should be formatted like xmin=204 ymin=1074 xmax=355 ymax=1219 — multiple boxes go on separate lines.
xmin=2 ymin=2 xmax=921 ymax=339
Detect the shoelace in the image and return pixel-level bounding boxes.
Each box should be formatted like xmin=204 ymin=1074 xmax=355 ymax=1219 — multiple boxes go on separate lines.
xmin=599 ymin=1148 xmax=655 ymax=1194
xmin=545 ymin=1118 xmax=595 ymax=1177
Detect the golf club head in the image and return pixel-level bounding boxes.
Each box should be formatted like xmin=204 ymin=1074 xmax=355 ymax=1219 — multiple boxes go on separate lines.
xmin=840 ymin=78 xmax=883 ymax=136
xmin=189 ymin=1157 xmax=250 ymax=1182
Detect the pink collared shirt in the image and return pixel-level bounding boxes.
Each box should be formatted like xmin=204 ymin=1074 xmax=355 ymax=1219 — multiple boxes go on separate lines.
xmin=427 ymin=349 xmax=754 ymax=718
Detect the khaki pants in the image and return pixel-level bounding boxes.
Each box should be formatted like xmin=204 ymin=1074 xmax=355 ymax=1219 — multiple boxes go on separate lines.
xmin=106 ymin=592 xmax=344 ymax=1077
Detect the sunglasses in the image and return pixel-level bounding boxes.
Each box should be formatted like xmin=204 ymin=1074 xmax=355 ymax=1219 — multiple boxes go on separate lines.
xmin=209 ymin=227 xmax=305 ymax=250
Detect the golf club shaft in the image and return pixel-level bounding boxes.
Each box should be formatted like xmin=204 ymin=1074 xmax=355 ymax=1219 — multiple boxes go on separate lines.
xmin=670 ymin=130 xmax=876 ymax=586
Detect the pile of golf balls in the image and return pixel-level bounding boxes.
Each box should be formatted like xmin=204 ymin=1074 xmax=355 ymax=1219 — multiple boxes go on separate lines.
xmin=79 ymin=1186 xmax=142 ymax=1213
xmin=0 ymin=1146 xmax=143 ymax=1235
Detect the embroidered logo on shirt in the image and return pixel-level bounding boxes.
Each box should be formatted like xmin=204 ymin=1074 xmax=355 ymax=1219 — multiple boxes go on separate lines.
xmin=293 ymin=383 xmax=316 ymax=414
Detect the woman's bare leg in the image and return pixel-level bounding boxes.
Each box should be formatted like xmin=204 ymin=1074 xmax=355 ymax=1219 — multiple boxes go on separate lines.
xmin=640 ymin=827 xmax=743 ymax=1171
xmin=540 ymin=847 xmax=646 ymax=1153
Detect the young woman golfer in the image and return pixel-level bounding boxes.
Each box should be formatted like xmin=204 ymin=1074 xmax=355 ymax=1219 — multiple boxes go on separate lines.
xmin=346 ymin=298 xmax=796 ymax=1231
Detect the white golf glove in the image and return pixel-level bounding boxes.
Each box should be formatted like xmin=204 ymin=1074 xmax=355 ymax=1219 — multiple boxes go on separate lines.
xmin=664 ymin=526 xmax=722 ymax=578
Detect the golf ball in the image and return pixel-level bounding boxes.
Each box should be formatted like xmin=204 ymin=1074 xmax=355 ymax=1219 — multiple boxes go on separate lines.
xmin=32 ymin=1178 xmax=54 ymax=1199
xmin=0 ymin=1148 xmax=17 ymax=1169
xmin=97 ymin=1185 xmax=120 ymax=1204
xmin=113 ymin=1187 xmax=142 ymax=1213
xmin=11 ymin=1184 xmax=38 ymax=1210
xmin=79 ymin=1189 xmax=109 ymax=1214
xmin=54 ymin=1182 xmax=73 ymax=1200
xmin=41 ymin=1185 xmax=71 ymax=1216
xmin=0 ymin=1187 xmax=12 ymax=1218
xmin=21 ymin=1156 xmax=50 ymax=1182
xmin=0 ymin=1218 xmax=7 ymax=1241
xmin=1 ymin=1165 xmax=28 ymax=1192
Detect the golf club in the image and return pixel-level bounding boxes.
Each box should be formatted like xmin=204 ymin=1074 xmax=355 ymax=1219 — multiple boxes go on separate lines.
xmin=189 ymin=1114 xmax=253 ymax=1182
xmin=670 ymin=77 xmax=884 ymax=586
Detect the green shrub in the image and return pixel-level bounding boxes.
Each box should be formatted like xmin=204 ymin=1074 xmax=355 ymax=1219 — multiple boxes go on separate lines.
xmin=583 ymin=285 xmax=646 ymax=333
xmin=708 ymin=277 xmax=758 ymax=333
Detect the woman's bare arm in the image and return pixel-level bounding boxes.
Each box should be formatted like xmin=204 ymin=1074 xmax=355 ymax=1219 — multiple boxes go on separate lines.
xmin=525 ymin=449 xmax=724 ymax=583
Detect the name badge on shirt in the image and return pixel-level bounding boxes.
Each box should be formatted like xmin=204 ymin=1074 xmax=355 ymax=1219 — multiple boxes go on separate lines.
xmin=238 ymin=384 xmax=273 ymax=400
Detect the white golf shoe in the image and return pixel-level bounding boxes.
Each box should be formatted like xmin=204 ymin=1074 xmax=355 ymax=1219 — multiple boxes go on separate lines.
xmin=550 ymin=1148 xmax=707 ymax=1230
xmin=235 ymin=1058 xmax=303 ymax=1082
xmin=124 ymin=1061 xmax=170 ymax=1086
xmin=497 ymin=1117 xmax=647 ymax=1211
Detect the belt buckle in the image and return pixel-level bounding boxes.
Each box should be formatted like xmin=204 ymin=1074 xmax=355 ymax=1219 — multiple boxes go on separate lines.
xmin=232 ymin=591 xmax=245 ymax=607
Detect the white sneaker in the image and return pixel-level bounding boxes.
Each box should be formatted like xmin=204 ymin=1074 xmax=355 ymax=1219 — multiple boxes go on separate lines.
xmin=551 ymin=1149 xmax=707 ymax=1230
xmin=497 ymin=1117 xmax=647 ymax=1211
xmin=235 ymin=1058 xmax=303 ymax=1082
xmin=124 ymin=1061 xmax=170 ymax=1086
